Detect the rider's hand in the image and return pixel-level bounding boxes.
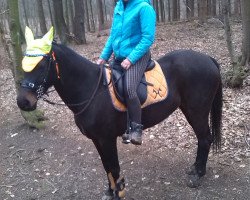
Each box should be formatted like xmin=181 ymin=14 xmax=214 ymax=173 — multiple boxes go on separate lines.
xmin=121 ymin=58 xmax=132 ymax=70
xmin=97 ymin=58 xmax=106 ymax=65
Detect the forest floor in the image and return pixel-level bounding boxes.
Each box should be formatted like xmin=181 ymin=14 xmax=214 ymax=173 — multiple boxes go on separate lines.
xmin=0 ymin=21 xmax=249 ymax=200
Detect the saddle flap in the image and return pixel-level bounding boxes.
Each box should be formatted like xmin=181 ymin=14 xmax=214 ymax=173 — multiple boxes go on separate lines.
xmin=104 ymin=60 xmax=168 ymax=112
xmin=110 ymin=61 xmax=148 ymax=104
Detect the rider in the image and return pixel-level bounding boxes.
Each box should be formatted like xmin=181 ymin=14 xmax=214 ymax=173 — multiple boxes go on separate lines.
xmin=97 ymin=0 xmax=156 ymax=145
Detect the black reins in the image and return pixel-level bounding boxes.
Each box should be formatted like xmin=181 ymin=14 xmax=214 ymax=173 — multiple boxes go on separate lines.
xmin=72 ymin=65 xmax=103 ymax=116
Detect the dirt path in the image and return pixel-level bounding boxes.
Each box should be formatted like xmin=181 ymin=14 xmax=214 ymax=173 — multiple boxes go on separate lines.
xmin=0 ymin=22 xmax=249 ymax=200
xmin=0 ymin=109 xmax=249 ymax=200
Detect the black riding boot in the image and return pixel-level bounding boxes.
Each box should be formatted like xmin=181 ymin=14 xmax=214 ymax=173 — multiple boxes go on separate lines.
xmin=130 ymin=122 xmax=143 ymax=145
xmin=122 ymin=97 xmax=143 ymax=145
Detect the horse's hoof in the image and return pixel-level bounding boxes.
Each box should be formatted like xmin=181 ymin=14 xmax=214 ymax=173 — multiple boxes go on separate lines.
xmin=122 ymin=133 xmax=131 ymax=144
xmin=102 ymin=194 xmax=114 ymax=200
xmin=102 ymin=189 xmax=114 ymax=200
xmin=122 ymin=139 xmax=131 ymax=144
xmin=187 ymin=174 xmax=201 ymax=188
xmin=186 ymin=164 xmax=196 ymax=175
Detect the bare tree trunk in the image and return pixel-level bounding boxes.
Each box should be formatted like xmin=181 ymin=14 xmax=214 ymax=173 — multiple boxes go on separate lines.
xmin=228 ymin=0 xmax=231 ymax=15
xmin=84 ymin=0 xmax=91 ymax=32
xmin=241 ymin=0 xmax=250 ymax=68
xmin=64 ymin=0 xmax=69 ymax=29
xmin=198 ymin=0 xmax=207 ymax=23
xmin=186 ymin=0 xmax=194 ymax=20
xmin=97 ymin=0 xmax=105 ymax=32
xmin=104 ymin=0 xmax=108 ymax=21
xmin=159 ymin=0 xmax=165 ymax=22
xmin=47 ymin=0 xmax=55 ymax=27
xmin=52 ymin=0 xmax=69 ymax=44
xmin=73 ymin=0 xmax=86 ymax=44
xmin=223 ymin=0 xmax=249 ymax=87
xmin=8 ymin=0 xmax=23 ymax=85
xmin=22 ymin=0 xmax=29 ymax=27
xmin=67 ymin=0 xmax=74 ymax=33
xmin=37 ymin=0 xmax=47 ymax=35
xmin=89 ymin=0 xmax=95 ymax=32
xmin=222 ymin=0 xmax=236 ymax=65
xmin=211 ymin=0 xmax=217 ymax=16
xmin=168 ymin=0 xmax=171 ymax=21
xmin=155 ymin=0 xmax=160 ymax=22
xmin=0 ymin=23 xmax=12 ymax=69
xmin=6 ymin=0 xmax=47 ymax=128
xmin=234 ymin=0 xmax=241 ymax=17
xmin=172 ymin=0 xmax=179 ymax=21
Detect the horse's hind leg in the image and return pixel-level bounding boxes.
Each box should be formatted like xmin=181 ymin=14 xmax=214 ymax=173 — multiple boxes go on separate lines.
xmin=180 ymin=107 xmax=213 ymax=187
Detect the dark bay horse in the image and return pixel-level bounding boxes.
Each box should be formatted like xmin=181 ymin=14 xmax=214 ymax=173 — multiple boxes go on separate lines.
xmin=17 ymin=43 xmax=222 ymax=199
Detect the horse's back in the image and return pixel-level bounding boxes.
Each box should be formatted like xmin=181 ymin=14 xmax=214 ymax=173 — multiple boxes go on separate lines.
xmin=158 ymin=49 xmax=220 ymax=87
xmin=157 ymin=49 xmax=221 ymax=111
xmin=159 ymin=49 xmax=219 ymax=75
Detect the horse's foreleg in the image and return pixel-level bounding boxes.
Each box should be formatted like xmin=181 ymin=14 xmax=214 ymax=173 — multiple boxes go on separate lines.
xmin=92 ymin=138 xmax=125 ymax=200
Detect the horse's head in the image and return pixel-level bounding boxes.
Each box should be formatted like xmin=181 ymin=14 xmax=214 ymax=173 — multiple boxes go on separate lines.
xmin=17 ymin=27 xmax=56 ymax=111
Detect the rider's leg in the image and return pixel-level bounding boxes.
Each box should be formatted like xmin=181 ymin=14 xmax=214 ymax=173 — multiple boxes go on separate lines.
xmin=124 ymin=51 xmax=151 ymax=145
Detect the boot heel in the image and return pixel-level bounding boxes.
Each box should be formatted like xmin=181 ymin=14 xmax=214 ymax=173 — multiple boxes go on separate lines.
xmin=122 ymin=129 xmax=131 ymax=144
xmin=130 ymin=122 xmax=143 ymax=145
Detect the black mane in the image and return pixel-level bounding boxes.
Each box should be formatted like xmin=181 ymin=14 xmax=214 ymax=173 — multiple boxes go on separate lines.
xmin=52 ymin=43 xmax=97 ymax=69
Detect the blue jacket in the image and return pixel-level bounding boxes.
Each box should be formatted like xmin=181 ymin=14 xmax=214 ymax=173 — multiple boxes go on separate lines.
xmin=100 ymin=0 xmax=156 ymax=64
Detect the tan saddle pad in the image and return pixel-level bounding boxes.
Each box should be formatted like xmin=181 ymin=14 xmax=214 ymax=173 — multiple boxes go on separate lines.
xmin=104 ymin=61 xmax=168 ymax=112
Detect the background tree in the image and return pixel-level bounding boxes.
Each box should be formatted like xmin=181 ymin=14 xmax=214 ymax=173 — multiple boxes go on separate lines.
xmin=7 ymin=0 xmax=47 ymax=128
xmin=97 ymin=0 xmax=105 ymax=32
xmin=52 ymin=0 xmax=69 ymax=44
xmin=88 ymin=0 xmax=96 ymax=33
xmin=241 ymin=0 xmax=250 ymax=68
xmin=159 ymin=0 xmax=165 ymax=22
xmin=223 ymin=0 xmax=249 ymax=87
xmin=172 ymin=0 xmax=180 ymax=21
xmin=222 ymin=0 xmax=236 ymax=66
xmin=186 ymin=0 xmax=194 ymax=20
xmin=8 ymin=0 xmax=23 ymax=85
xmin=37 ymin=0 xmax=47 ymax=35
xmin=198 ymin=0 xmax=208 ymax=24
xmin=21 ymin=0 xmax=29 ymax=27
xmin=73 ymin=0 xmax=86 ymax=44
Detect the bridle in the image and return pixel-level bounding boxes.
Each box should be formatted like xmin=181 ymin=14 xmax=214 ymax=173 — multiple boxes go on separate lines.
xmin=20 ymin=53 xmax=55 ymax=99
xmin=20 ymin=51 xmax=103 ymax=116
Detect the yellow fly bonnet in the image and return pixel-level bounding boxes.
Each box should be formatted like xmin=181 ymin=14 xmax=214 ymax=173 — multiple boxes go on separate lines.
xmin=22 ymin=27 xmax=54 ymax=72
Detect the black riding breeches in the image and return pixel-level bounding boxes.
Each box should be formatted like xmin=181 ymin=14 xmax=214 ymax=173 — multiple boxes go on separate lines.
xmin=124 ymin=51 xmax=151 ymax=124
xmin=124 ymin=51 xmax=151 ymax=99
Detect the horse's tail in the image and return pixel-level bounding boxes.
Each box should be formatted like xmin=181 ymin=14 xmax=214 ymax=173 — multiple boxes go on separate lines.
xmin=210 ymin=57 xmax=223 ymax=151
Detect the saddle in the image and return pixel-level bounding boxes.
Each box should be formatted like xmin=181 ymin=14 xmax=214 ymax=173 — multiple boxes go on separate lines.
xmin=110 ymin=59 xmax=155 ymax=104
xmin=104 ymin=60 xmax=168 ymax=112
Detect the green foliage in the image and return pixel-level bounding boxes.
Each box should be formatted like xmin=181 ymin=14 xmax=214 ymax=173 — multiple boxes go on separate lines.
xmin=20 ymin=110 xmax=48 ymax=129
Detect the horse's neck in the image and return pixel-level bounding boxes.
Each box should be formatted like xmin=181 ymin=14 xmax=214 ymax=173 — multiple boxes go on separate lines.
xmin=52 ymin=45 xmax=100 ymax=106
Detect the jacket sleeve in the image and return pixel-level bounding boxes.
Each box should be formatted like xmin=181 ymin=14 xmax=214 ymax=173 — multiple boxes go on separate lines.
xmin=100 ymin=19 xmax=115 ymax=61
xmin=127 ymin=5 xmax=156 ymax=64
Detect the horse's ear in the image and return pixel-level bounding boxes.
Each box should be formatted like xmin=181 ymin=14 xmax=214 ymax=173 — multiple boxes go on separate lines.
xmin=25 ymin=26 xmax=34 ymax=46
xmin=42 ymin=27 xmax=54 ymax=45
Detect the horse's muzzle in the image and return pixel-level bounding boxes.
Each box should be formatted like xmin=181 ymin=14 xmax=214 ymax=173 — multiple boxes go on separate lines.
xmin=17 ymin=88 xmax=38 ymax=111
